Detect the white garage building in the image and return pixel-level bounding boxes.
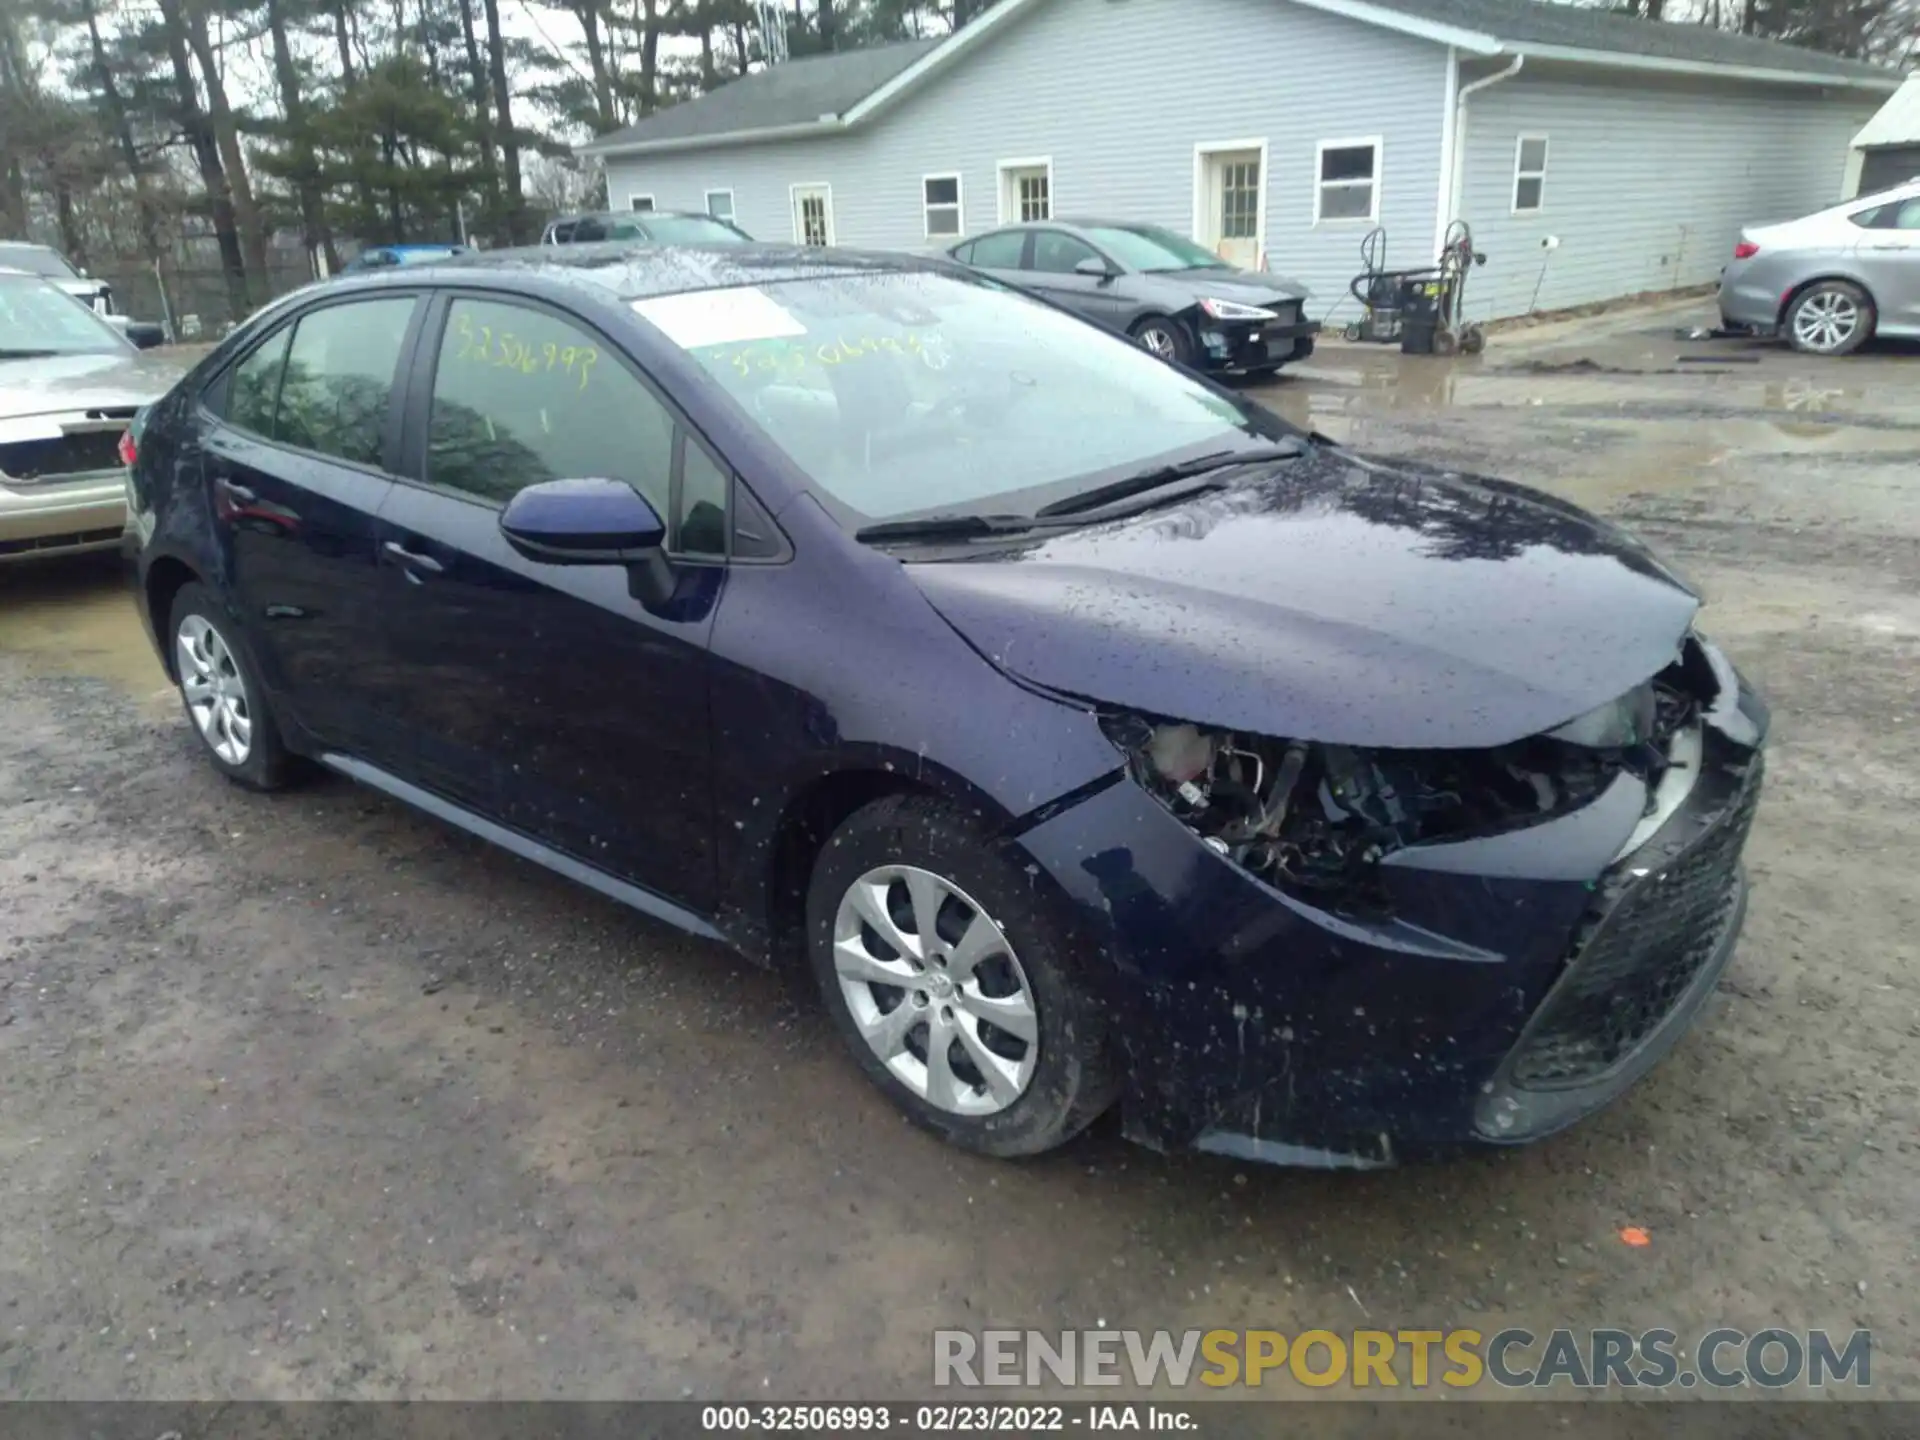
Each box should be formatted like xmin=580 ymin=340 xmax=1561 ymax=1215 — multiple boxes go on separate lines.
xmin=580 ymin=0 xmax=1902 ymax=320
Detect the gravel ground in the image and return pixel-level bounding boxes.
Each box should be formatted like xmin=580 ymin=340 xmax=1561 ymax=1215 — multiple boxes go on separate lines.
xmin=1 ymin=301 xmax=1915 ymax=1406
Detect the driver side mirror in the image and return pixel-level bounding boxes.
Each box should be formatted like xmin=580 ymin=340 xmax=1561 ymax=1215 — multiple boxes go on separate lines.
xmin=1074 ymin=256 xmax=1116 ymax=280
xmin=499 ymin=478 xmax=677 ymax=606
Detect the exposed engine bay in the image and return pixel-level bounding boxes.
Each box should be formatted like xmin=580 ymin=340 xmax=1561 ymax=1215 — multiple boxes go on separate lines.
xmin=1103 ymin=659 xmax=1703 ymax=915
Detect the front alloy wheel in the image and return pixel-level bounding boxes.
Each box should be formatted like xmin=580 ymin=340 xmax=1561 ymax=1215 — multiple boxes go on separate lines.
xmin=1132 ymin=317 xmax=1191 ymax=366
xmin=832 ymin=865 xmax=1039 ymax=1116
xmin=807 ymin=795 xmax=1119 ymax=1157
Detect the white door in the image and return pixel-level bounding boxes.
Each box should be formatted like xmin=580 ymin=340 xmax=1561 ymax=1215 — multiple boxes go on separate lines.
xmin=792 ymin=185 xmax=834 ymax=246
xmin=1000 ymin=165 xmax=1052 ymax=224
xmin=1200 ymin=149 xmax=1262 ymax=269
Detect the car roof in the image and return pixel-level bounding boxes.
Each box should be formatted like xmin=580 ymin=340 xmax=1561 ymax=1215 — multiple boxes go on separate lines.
xmin=552 ymin=209 xmax=719 ymax=225
xmin=320 ymin=241 xmax=953 ymax=306
xmin=0 ymin=240 xmax=56 ymax=252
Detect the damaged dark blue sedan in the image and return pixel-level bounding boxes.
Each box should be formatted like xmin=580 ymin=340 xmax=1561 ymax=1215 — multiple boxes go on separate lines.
xmin=126 ymin=244 xmax=1767 ymax=1169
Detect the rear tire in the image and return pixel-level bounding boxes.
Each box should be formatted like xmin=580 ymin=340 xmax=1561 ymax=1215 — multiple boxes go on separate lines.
xmin=1785 ymin=280 xmax=1873 ymax=357
xmin=167 ymin=582 xmax=301 ymax=792
xmin=1131 ymin=315 xmax=1193 ymax=367
xmin=806 ymin=794 xmax=1119 ymax=1158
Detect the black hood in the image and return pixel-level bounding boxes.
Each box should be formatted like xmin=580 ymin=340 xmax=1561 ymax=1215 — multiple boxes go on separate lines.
xmin=907 ymin=449 xmax=1701 ymax=749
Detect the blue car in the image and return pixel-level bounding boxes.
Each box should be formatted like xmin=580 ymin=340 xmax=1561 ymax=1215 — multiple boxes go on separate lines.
xmin=123 ymin=246 xmax=1767 ymax=1168
xmin=340 ymin=243 xmax=470 ymax=273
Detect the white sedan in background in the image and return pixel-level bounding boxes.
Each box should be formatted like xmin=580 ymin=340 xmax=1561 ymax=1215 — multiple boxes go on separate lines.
xmin=0 ymin=269 xmax=185 ymax=562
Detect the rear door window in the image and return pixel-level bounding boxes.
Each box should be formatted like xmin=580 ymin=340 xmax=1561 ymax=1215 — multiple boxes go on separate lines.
xmin=273 ymin=298 xmax=417 ymax=467
xmin=226 ymin=328 xmax=292 ymax=436
xmin=968 ymin=231 xmax=1027 ymax=269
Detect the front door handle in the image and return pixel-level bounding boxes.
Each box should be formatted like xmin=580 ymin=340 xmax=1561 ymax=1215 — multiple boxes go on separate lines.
xmin=383 ymin=540 xmax=445 ymax=575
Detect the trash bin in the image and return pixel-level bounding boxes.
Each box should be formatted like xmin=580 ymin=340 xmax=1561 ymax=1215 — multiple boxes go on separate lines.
xmin=1398 ymin=281 xmax=1440 ymax=355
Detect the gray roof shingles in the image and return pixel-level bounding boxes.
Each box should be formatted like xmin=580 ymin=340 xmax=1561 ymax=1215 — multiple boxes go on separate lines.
xmin=585 ymin=0 xmax=1896 ymax=153
xmin=1352 ymin=0 xmax=1895 ymax=81
xmin=583 ymin=38 xmax=941 ymax=151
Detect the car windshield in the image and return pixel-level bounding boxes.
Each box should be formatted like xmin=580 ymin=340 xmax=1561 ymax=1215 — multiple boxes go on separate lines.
xmin=1083 ymin=225 xmax=1233 ymax=273
xmin=635 ymin=270 xmax=1285 ymax=526
xmin=643 ymin=215 xmax=750 ymax=244
xmin=0 ymin=243 xmax=81 ymax=281
xmin=394 ymin=247 xmax=462 ymax=265
xmin=0 ymin=273 xmax=127 ymax=356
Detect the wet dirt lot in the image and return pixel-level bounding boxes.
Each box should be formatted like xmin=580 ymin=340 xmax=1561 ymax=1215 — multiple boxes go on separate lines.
xmin=1 ymin=306 xmax=1916 ymax=1405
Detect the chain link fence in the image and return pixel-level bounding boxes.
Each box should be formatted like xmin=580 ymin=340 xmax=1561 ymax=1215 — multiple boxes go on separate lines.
xmin=90 ymin=237 xmax=323 ymax=339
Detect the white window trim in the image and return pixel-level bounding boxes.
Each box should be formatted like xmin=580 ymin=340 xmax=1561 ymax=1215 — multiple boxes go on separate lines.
xmin=922 ymin=171 xmax=966 ymax=240
xmin=704 ymin=187 xmax=736 ymax=220
xmin=628 ymin=193 xmax=656 ymax=212
xmin=995 ymin=156 xmax=1055 ymax=225
xmin=1313 ymin=136 xmax=1383 ymax=226
xmin=1511 ymin=134 xmax=1549 ymax=214
xmin=1191 ymin=137 xmax=1270 ymax=268
xmin=789 ymin=181 xmax=835 ymax=245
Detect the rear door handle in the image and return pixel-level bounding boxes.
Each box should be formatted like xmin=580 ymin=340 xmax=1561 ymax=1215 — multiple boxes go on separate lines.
xmin=218 ymin=479 xmax=257 ymax=503
xmin=383 ymin=540 xmax=444 ymax=575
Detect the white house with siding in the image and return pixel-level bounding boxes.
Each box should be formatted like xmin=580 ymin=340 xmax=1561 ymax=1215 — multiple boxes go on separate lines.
xmin=579 ymin=0 xmax=1902 ymax=321
xmin=1845 ymin=74 xmax=1920 ymax=197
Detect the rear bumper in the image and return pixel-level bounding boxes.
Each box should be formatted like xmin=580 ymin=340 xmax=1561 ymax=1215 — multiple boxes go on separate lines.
xmin=1716 ymin=260 xmax=1784 ymax=334
xmin=0 ymin=471 xmax=128 ymax=560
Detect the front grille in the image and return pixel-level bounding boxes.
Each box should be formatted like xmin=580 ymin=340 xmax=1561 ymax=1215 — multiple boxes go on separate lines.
xmin=0 ymin=431 xmax=125 ymax=483
xmin=1509 ymin=754 xmax=1763 ymax=1090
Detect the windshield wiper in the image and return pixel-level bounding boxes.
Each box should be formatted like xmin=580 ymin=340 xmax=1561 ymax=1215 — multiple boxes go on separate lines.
xmin=0 ymin=348 xmax=60 ymax=359
xmin=854 ymin=512 xmax=1038 ymax=544
xmin=1034 ymin=442 xmax=1305 ymax=519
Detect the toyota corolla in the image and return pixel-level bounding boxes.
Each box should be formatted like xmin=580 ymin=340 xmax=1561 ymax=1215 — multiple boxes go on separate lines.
xmin=125 ymin=245 xmax=1767 ymax=1168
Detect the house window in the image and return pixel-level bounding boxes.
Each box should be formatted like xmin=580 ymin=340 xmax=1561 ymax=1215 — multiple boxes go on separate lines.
xmin=1315 ymin=139 xmax=1380 ymax=223
xmin=1512 ymin=136 xmax=1548 ymax=213
xmin=629 ymin=194 xmax=656 ymax=213
xmin=705 ymin=189 xmax=735 ymax=222
xmin=924 ymin=175 xmax=963 ymax=238
xmin=999 ymin=160 xmax=1052 ymax=223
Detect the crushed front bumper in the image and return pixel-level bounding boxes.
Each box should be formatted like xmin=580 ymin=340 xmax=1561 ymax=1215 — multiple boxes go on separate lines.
xmin=1014 ymin=656 xmax=1768 ymax=1167
xmin=1198 ymin=318 xmax=1321 ymax=373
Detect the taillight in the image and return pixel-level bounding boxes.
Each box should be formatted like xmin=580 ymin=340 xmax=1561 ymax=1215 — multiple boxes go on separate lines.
xmin=1733 ymin=241 xmax=1760 ymax=260
xmin=117 ymin=429 xmax=137 ymax=467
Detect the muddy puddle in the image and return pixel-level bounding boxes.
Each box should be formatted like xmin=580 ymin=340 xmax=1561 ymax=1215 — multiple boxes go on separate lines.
xmin=0 ymin=557 xmax=172 ymax=703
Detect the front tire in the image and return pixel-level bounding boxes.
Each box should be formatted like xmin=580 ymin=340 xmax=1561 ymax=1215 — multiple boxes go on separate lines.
xmin=1786 ymin=280 xmax=1873 ymax=356
xmin=1131 ymin=315 xmax=1193 ymax=367
xmin=168 ymin=581 xmax=300 ymax=791
xmin=806 ymin=795 xmax=1119 ymax=1158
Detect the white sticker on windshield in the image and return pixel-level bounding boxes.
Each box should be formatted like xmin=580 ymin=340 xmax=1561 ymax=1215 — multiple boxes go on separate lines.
xmin=632 ymin=288 xmax=808 ymax=350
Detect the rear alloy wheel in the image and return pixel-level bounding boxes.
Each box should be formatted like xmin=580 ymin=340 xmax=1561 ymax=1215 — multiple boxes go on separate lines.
xmin=1786 ymin=281 xmax=1874 ymax=357
xmin=807 ymin=795 xmax=1119 ymax=1157
xmin=169 ymin=582 xmax=300 ymax=791
xmin=1132 ymin=316 xmax=1192 ymax=366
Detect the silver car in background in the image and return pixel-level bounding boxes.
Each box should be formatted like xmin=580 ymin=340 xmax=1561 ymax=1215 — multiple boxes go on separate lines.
xmin=0 ymin=270 xmax=184 ymax=562
xmin=0 ymin=240 xmax=117 ymax=316
xmin=1719 ymin=179 xmax=1920 ymax=356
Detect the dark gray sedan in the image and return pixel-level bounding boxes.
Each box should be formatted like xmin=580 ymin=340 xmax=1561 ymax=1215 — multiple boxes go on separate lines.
xmin=946 ymin=220 xmax=1318 ymax=376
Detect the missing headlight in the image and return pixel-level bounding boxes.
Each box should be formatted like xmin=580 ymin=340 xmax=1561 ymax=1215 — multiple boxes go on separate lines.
xmin=1101 ymin=711 xmax=1659 ymax=915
